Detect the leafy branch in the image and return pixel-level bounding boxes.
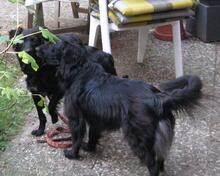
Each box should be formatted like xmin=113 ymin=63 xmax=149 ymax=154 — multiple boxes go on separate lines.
xmin=18 ymin=51 xmax=39 ymax=71
xmin=35 ymin=95 xmax=49 ymax=114
xmin=0 ymin=84 xmax=48 ymax=113
xmin=39 ymin=27 xmax=61 ymax=44
xmin=0 ymin=0 xmax=61 ymax=113
xmin=8 ymin=0 xmax=25 ymax=5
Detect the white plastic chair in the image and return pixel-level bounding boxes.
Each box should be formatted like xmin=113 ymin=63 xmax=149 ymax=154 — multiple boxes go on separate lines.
xmin=89 ymin=0 xmax=184 ymax=78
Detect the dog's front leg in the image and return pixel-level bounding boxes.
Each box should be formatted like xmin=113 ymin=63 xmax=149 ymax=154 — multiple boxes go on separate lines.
xmin=64 ymin=116 xmax=86 ymax=159
xmin=48 ymin=93 xmax=63 ymax=124
xmin=31 ymin=94 xmax=47 ymax=136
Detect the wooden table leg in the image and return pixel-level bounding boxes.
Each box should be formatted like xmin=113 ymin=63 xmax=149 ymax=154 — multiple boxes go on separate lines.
xmin=34 ymin=3 xmax=44 ymax=27
xmin=71 ymin=2 xmax=79 ymax=18
xmin=27 ymin=11 xmax=34 ymax=28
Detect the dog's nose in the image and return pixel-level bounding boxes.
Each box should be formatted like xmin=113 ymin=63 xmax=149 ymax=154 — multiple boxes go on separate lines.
xmin=35 ymin=47 xmax=40 ymax=52
xmin=24 ymin=48 xmax=32 ymax=52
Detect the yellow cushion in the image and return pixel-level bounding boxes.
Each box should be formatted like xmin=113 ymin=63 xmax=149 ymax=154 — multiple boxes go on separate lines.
xmin=108 ymin=8 xmax=193 ymax=26
xmin=108 ymin=0 xmax=194 ymax=16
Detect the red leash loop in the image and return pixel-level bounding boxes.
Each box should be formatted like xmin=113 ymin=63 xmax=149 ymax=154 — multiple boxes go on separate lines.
xmin=36 ymin=113 xmax=72 ymax=149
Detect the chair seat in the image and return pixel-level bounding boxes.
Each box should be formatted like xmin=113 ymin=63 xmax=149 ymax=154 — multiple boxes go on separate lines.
xmin=91 ymin=8 xmax=194 ymax=27
xmin=108 ymin=0 xmax=194 ymax=16
xmin=91 ymin=0 xmax=194 ymax=26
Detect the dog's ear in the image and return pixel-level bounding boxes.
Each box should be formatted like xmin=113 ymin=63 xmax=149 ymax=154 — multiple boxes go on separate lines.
xmin=45 ymin=57 xmax=60 ymax=66
xmin=8 ymin=27 xmax=23 ymax=39
xmin=59 ymin=44 xmax=86 ymax=79
xmin=62 ymin=44 xmax=86 ymax=65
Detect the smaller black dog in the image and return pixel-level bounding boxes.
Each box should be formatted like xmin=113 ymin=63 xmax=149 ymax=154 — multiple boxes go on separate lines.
xmin=9 ymin=27 xmax=62 ymax=136
xmin=36 ymin=42 xmax=202 ymax=176
xmin=9 ymin=27 xmax=117 ymax=136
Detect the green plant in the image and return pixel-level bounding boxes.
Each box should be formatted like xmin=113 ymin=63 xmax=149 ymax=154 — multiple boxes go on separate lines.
xmin=0 ymin=58 xmax=33 ymax=151
xmin=0 ymin=0 xmax=61 ymax=150
xmin=8 ymin=0 xmax=25 ymax=5
xmin=0 ymin=27 xmax=61 ymax=109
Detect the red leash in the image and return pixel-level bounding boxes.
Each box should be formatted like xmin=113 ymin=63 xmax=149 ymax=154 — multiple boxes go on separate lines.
xmin=37 ymin=113 xmax=72 ymax=149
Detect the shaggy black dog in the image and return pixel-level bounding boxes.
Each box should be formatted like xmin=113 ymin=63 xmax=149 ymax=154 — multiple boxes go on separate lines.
xmin=36 ymin=42 xmax=202 ymax=176
xmin=9 ymin=27 xmax=117 ymax=136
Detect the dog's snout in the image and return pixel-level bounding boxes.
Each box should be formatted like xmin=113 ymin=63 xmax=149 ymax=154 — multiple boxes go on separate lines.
xmin=35 ymin=47 xmax=40 ymax=52
xmin=24 ymin=48 xmax=32 ymax=52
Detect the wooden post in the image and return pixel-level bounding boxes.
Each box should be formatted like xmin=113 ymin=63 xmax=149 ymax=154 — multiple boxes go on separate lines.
xmin=35 ymin=3 xmax=44 ymax=27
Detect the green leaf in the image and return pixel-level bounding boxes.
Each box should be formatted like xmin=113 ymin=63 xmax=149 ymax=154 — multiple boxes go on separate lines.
xmin=8 ymin=0 xmax=25 ymax=5
xmin=14 ymin=88 xmax=26 ymax=96
xmin=18 ymin=51 xmax=39 ymax=71
xmin=36 ymin=95 xmax=49 ymax=114
xmin=37 ymin=99 xmax=44 ymax=107
xmin=0 ymin=71 xmax=14 ymax=79
xmin=12 ymin=34 xmax=24 ymax=45
xmin=43 ymin=105 xmax=49 ymax=114
xmin=39 ymin=27 xmax=60 ymax=44
xmin=1 ymin=87 xmax=18 ymax=100
xmin=0 ymin=35 xmax=9 ymax=44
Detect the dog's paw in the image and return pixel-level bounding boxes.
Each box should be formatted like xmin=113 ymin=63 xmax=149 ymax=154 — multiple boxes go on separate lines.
xmin=122 ymin=75 xmax=129 ymax=79
xmin=31 ymin=129 xmax=44 ymax=136
xmin=64 ymin=149 xmax=80 ymax=160
xmin=51 ymin=114 xmax=58 ymax=124
xmin=81 ymin=142 xmax=96 ymax=153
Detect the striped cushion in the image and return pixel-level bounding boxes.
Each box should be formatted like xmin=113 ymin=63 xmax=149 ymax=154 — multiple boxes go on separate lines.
xmin=108 ymin=8 xmax=193 ymax=26
xmin=90 ymin=0 xmax=194 ymax=27
xmin=108 ymin=0 xmax=194 ymax=16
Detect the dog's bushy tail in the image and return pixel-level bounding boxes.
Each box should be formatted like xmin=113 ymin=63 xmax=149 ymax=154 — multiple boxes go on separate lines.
xmin=154 ymin=75 xmax=202 ymax=164
xmin=159 ymin=75 xmax=202 ymax=112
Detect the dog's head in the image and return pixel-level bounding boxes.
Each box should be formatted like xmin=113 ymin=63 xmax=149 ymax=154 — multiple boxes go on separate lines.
xmin=36 ymin=40 xmax=87 ymax=81
xmin=9 ymin=27 xmax=45 ymax=54
xmin=61 ymin=43 xmax=88 ymax=82
xmin=8 ymin=27 xmax=46 ymax=74
xmin=35 ymin=41 xmax=65 ymax=66
xmin=35 ymin=33 xmax=84 ymax=66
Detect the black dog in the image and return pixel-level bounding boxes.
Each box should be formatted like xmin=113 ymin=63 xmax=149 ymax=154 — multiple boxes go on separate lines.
xmin=9 ymin=27 xmax=117 ymax=136
xmin=36 ymin=42 xmax=202 ymax=176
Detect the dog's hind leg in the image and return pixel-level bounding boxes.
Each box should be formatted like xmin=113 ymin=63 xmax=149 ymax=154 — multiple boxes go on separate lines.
xmin=82 ymin=125 xmax=101 ymax=152
xmin=154 ymin=116 xmax=175 ymax=173
xmin=158 ymin=159 xmax=164 ymax=172
xmin=122 ymin=116 xmax=160 ymax=176
xmin=31 ymin=94 xmax=47 ymax=136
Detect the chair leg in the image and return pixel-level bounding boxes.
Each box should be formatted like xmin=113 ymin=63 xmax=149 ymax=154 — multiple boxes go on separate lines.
xmin=98 ymin=0 xmax=111 ymax=54
xmin=172 ymin=20 xmax=183 ymax=77
xmin=137 ymin=27 xmax=148 ymax=63
xmin=88 ymin=16 xmax=100 ymax=47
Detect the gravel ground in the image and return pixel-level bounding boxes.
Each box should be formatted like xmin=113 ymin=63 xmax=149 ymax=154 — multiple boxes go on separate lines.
xmin=0 ymin=0 xmax=220 ymax=176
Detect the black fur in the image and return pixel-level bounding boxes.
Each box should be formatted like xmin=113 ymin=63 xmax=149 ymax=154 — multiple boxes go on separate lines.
xmin=38 ymin=42 xmax=202 ymax=176
xmin=9 ymin=27 xmax=117 ymax=136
